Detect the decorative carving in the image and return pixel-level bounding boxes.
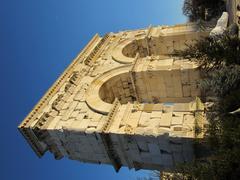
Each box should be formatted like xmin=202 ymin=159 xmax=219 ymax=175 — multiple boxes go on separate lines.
xmin=102 ymin=98 xmax=120 ymax=132
xmin=124 ymin=124 xmax=134 ymax=134
xmin=84 ymin=34 xmax=110 ymax=66
xmin=69 ymin=71 xmax=80 ymax=85
xmin=52 ymin=94 xmax=64 ymax=112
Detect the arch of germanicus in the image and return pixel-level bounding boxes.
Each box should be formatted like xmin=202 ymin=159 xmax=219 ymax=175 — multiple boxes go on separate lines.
xmin=19 ymin=23 xmax=208 ymax=171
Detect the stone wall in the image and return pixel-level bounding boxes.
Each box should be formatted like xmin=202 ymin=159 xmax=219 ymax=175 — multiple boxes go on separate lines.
xmin=19 ymin=23 xmax=208 ymax=171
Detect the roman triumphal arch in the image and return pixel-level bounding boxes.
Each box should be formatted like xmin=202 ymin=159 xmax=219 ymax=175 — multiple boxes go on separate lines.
xmin=19 ymin=23 xmax=208 ymax=171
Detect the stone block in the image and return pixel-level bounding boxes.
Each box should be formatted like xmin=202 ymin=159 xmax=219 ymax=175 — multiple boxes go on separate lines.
xmin=130 ymin=150 xmax=142 ymax=162
xmin=127 ymin=111 xmax=141 ymax=128
xmin=75 ymin=113 xmax=85 ymax=121
xmin=136 ymin=141 xmax=149 ymax=152
xmin=61 ymin=101 xmax=78 ymax=121
xmin=88 ymin=120 xmax=99 ymax=128
xmin=161 ymin=154 xmax=173 ymax=167
xmin=60 ymin=101 xmax=70 ymax=110
xmin=150 ymin=111 xmax=162 ymax=119
xmin=148 ymin=143 xmax=160 ymax=155
xmin=78 ymin=118 xmax=91 ymax=131
xmin=70 ymin=110 xmax=79 ymax=119
xmin=171 ymin=114 xmax=183 ymax=125
xmin=160 ymin=112 xmax=172 ymax=127
xmin=47 ymin=116 xmax=62 ymax=130
xmin=140 ymin=152 xmax=152 ymax=163
xmin=173 ymin=103 xmax=189 ymax=111
xmin=138 ymin=112 xmax=151 ymax=127
xmin=183 ymin=114 xmax=195 ymax=126
xmin=149 ymin=118 xmax=161 ymax=128
xmin=181 ymin=70 xmax=189 ymax=84
xmin=73 ymin=91 xmax=85 ymax=101
xmin=182 ymin=85 xmax=191 ymax=97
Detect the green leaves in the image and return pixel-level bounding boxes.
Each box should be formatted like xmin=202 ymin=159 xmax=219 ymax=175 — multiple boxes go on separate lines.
xmin=201 ymin=65 xmax=240 ymax=97
xmin=183 ymin=0 xmax=225 ymax=22
xmin=170 ymin=26 xmax=240 ymax=179
xmin=175 ymin=33 xmax=240 ymax=71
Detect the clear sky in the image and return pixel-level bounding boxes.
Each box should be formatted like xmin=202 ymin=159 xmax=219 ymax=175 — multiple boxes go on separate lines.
xmin=0 ymin=1 xmax=186 ymax=180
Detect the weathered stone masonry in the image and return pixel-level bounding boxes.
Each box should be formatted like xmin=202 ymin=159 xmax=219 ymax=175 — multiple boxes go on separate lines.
xmin=19 ymin=23 xmax=207 ymax=171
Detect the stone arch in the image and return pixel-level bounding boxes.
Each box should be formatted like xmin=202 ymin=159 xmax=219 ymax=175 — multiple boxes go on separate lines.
xmin=111 ymin=30 xmax=207 ymax=64
xmin=111 ymin=39 xmax=136 ymax=64
xmin=122 ymin=39 xmax=148 ymax=58
xmin=99 ymin=71 xmax=135 ymax=104
xmin=86 ymin=62 xmax=200 ymax=114
xmin=86 ymin=65 xmax=132 ymax=115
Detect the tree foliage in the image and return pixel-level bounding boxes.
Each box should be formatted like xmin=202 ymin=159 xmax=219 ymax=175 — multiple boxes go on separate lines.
xmin=163 ymin=26 xmax=240 ymax=180
xmin=183 ymin=0 xmax=225 ymax=22
xmin=200 ymin=65 xmax=240 ymax=97
xmin=158 ymin=112 xmax=240 ymax=180
xmin=175 ymin=33 xmax=240 ymax=70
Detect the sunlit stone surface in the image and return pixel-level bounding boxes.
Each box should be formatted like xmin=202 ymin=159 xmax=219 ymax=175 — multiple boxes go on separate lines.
xmin=19 ymin=23 xmax=208 ymax=171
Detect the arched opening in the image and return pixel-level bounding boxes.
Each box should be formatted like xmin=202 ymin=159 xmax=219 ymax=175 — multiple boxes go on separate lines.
xmin=99 ymin=72 xmax=136 ymax=104
xmin=122 ymin=39 xmax=148 ymax=58
xmin=99 ymin=68 xmax=201 ymax=105
xmin=122 ymin=33 xmax=204 ymax=59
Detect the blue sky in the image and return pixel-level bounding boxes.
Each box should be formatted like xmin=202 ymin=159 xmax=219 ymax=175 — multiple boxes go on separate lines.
xmin=0 ymin=1 xmax=186 ymax=179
